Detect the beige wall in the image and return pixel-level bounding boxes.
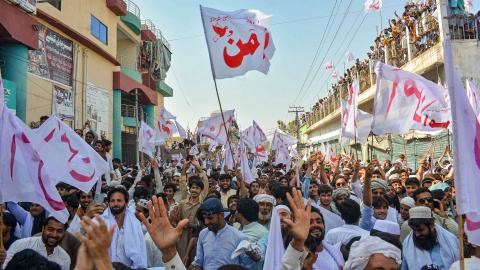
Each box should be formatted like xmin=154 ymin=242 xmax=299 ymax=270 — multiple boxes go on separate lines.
xmin=38 ymin=0 xmax=119 ymax=56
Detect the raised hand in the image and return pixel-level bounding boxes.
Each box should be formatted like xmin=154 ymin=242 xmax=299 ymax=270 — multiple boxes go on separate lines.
xmin=139 ymin=195 xmax=189 ymax=262
xmin=283 ymin=188 xmax=312 ymax=251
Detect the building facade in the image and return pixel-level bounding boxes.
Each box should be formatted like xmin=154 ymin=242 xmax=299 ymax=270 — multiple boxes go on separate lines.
xmin=302 ymin=0 xmax=480 ymax=168
xmin=0 ymin=0 xmax=173 ymax=164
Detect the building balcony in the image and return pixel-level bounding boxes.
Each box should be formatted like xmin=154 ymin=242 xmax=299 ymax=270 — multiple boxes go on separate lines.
xmin=157 ymin=80 xmax=173 ymax=97
xmin=120 ymin=0 xmax=141 ymax=35
xmin=106 ymin=0 xmax=127 ymax=16
xmin=118 ymin=54 xmax=142 ymax=82
xmin=141 ymin=19 xmax=156 ymax=42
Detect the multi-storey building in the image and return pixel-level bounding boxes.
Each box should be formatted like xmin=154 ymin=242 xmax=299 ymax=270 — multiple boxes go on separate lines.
xmin=0 ymin=0 xmax=173 ymax=164
xmin=302 ymin=0 xmax=480 ymax=168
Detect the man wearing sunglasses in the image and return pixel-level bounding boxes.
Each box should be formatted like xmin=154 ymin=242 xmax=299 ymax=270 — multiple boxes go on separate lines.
xmin=399 ymin=188 xmax=458 ymax=242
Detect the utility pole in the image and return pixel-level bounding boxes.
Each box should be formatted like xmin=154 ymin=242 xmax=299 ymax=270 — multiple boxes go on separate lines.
xmin=288 ymin=105 xmax=305 ymax=150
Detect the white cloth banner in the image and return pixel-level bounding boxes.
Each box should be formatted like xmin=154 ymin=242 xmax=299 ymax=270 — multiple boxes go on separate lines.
xmin=340 ymin=80 xmax=360 ymax=139
xmin=444 ymin=39 xmax=480 ymax=245
xmin=466 ymin=79 xmax=480 ymax=118
xmin=346 ymin=51 xmax=355 ymax=62
xmin=35 ymin=115 xmax=110 ymax=192
xmin=189 ymin=145 xmax=200 ymax=156
xmin=239 ymin=132 xmax=254 ymax=184
xmin=139 ymin=121 xmax=156 ymax=158
xmin=175 ymin=120 xmax=187 ymax=138
xmin=198 ymin=110 xmax=235 ymax=145
xmin=200 ymin=6 xmax=275 ymax=79
xmin=364 ymin=0 xmax=382 ymax=12
xmin=155 ymin=118 xmax=178 ymax=145
xmin=271 ymin=129 xmax=297 ymax=166
xmin=0 ymin=81 xmax=68 ymax=222
xmin=372 ymin=62 xmax=451 ymax=135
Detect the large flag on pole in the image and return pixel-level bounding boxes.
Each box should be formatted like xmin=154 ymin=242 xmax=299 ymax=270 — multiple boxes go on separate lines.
xmin=444 ymin=39 xmax=480 ymax=245
xmin=0 ymin=76 xmax=68 ymax=222
xmin=200 ymin=6 xmax=275 ymax=79
xmin=239 ymin=131 xmax=254 ymax=184
xmin=340 ymin=79 xmax=360 ymax=139
xmin=198 ymin=109 xmax=235 ymax=145
xmin=466 ymin=79 xmax=480 ymax=118
xmin=139 ymin=121 xmax=156 ymax=158
xmin=371 ymin=62 xmax=451 ymax=135
xmin=35 ymin=115 xmax=110 ymax=192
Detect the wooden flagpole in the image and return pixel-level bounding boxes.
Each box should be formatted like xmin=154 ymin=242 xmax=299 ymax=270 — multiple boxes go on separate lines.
xmin=457 ymin=214 xmax=465 ymax=270
xmin=0 ymin=204 xmax=4 ymax=250
xmin=200 ymin=5 xmax=236 ymax=166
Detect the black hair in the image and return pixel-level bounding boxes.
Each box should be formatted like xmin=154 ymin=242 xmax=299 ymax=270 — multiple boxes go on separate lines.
xmin=310 ymin=206 xmax=324 ymax=224
xmin=5 ymin=249 xmax=61 ymax=270
xmin=155 ymin=192 xmax=168 ymax=204
xmin=62 ymin=194 xmax=79 ymax=209
xmin=107 ymin=186 xmax=129 ymax=202
xmin=141 ymin=174 xmax=153 ymax=185
xmin=370 ymin=229 xmax=402 ymax=250
xmin=2 ymin=212 xmax=17 ymax=235
xmin=133 ymin=186 xmax=151 ymax=200
xmin=94 ymin=140 xmax=104 ymax=148
xmin=56 ymin=182 xmax=70 ymax=189
xmin=112 ymin=158 xmax=121 ymax=163
xmin=372 ymin=196 xmax=389 ymax=209
xmin=412 ymin=187 xmax=432 ymax=202
xmin=318 ymin=184 xmax=333 ymax=194
xmin=408 ymin=217 xmax=434 ymax=228
xmin=189 ymin=177 xmax=205 ymax=190
xmin=42 ymin=216 xmax=66 ymax=229
xmin=237 ymin=198 xmax=259 ymax=222
xmin=217 ymin=265 xmax=248 ymax=270
xmin=219 ymin=174 xmax=232 ymax=181
xmin=337 ymin=198 xmax=361 ymax=224
xmin=431 ymin=189 xmax=445 ymax=200
xmin=227 ymin=195 xmax=238 ymax=206
xmin=271 ymin=186 xmax=291 ymax=203
xmin=102 ymin=139 xmax=112 ymax=146
xmin=164 ymin=183 xmax=178 ymax=193
xmin=405 ymin=177 xmax=420 ymax=187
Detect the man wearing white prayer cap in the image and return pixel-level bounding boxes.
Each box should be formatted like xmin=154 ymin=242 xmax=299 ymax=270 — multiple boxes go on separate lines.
xmin=401 ymin=206 xmax=459 ymax=270
xmin=398 ymin=197 xmax=415 ymax=226
xmin=344 ymin=235 xmax=402 ymax=270
xmin=370 ymin=220 xmax=402 ymax=251
xmin=253 ymin=194 xmax=276 ymax=229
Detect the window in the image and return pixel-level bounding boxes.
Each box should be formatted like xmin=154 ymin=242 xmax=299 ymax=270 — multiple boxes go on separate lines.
xmin=91 ymin=15 xmax=108 ymax=44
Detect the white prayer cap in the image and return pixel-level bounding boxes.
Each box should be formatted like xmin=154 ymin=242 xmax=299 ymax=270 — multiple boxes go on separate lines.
xmin=344 ymin=235 xmax=402 ymax=270
xmin=400 ymin=197 xmax=415 ymax=208
xmin=388 ymin=173 xmax=400 ymax=181
xmin=253 ymin=194 xmax=276 ymax=206
xmin=276 ymin=205 xmax=291 ymax=215
xmin=373 ymin=220 xmax=400 ymax=235
xmin=409 ymin=206 xmax=433 ymax=219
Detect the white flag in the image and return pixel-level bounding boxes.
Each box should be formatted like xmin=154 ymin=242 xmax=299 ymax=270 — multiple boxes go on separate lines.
xmin=239 ymin=132 xmax=254 ymax=184
xmin=444 ymin=39 xmax=480 ymax=245
xmin=199 ymin=110 xmax=235 ymax=145
xmin=372 ymin=62 xmax=451 ymax=135
xmin=466 ymin=79 xmax=480 ymax=118
xmin=0 ymin=90 xmax=68 ymax=221
xmin=155 ymin=118 xmax=178 ymax=144
xmin=139 ymin=121 xmax=156 ymax=158
xmin=325 ymin=61 xmax=334 ymax=70
xmin=271 ymin=129 xmax=296 ymax=166
xmin=35 ymin=115 xmax=110 ymax=192
xmin=175 ymin=120 xmax=187 ymax=138
xmin=340 ymin=80 xmax=360 ymax=139
xmin=465 ymin=0 xmax=474 ymax=13
xmin=364 ymin=0 xmax=382 ymax=12
xmin=160 ymin=106 xmax=176 ymax=120
xmin=189 ymin=145 xmax=200 ymax=156
xmin=200 ymin=6 xmax=275 ymax=79
xmin=223 ymin=143 xmax=235 ymax=171
xmin=346 ymin=51 xmax=355 ymax=62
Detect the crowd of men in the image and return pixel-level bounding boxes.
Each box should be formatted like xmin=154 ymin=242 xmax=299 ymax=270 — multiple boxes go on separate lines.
xmin=302 ymin=0 xmax=479 ymax=127
xmin=1 ymin=118 xmax=479 ymax=270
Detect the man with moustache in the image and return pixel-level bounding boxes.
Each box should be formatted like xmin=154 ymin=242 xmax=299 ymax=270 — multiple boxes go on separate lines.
xmin=401 ymin=206 xmax=459 ymax=270
xmin=3 ymin=217 xmax=70 ymax=270
xmin=101 ymin=186 xmax=147 ymax=268
xmin=308 ymin=207 xmax=344 ymax=269
xmin=253 ymin=194 xmax=276 ymax=229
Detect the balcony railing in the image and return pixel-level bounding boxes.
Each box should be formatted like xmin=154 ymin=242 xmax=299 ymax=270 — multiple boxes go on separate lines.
xmin=121 ymin=104 xmax=147 ymax=120
xmin=118 ymin=54 xmax=139 ymax=72
xmin=303 ymin=12 xmax=480 ymax=128
xmin=125 ymin=0 xmax=139 ymax=18
xmin=156 ymin=29 xmax=171 ymax=52
xmin=141 ymin=19 xmax=156 ymax=32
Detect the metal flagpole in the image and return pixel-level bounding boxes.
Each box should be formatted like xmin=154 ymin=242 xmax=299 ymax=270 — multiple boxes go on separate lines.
xmin=200 ymin=5 xmax=236 ymax=165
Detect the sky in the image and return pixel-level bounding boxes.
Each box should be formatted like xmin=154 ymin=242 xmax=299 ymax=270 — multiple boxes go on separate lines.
xmin=138 ymin=0 xmax=479 ymax=137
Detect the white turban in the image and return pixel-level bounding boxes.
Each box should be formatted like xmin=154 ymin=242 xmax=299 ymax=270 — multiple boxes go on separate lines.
xmin=253 ymin=194 xmax=276 ymax=206
xmin=344 ymin=235 xmax=402 ymax=270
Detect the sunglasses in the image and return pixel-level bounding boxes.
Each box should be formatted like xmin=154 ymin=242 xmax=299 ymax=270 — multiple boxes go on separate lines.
xmin=417 ymin=197 xmax=433 ymax=204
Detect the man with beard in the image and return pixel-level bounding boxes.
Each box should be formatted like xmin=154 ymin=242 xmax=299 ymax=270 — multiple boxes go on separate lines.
xmin=253 ymin=194 xmax=276 ymax=229
xmin=309 ymin=207 xmax=344 ymax=269
xmin=401 ymin=206 xmax=459 ymax=270
xmin=400 ymin=188 xmax=458 ymax=242
xmin=237 ymin=198 xmax=268 ymax=243
xmin=398 ymin=197 xmax=415 ymax=226
xmin=193 ymin=197 xmax=254 ymax=269
xmin=101 ymin=186 xmax=147 ymax=268
xmin=3 ymin=217 xmax=70 ymax=270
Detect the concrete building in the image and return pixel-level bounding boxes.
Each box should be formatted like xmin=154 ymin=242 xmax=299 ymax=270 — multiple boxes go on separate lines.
xmin=302 ymin=0 xmax=480 ymax=168
xmin=0 ymin=0 xmax=173 ymax=164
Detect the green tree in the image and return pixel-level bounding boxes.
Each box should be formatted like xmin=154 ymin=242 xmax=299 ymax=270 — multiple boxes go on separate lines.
xmin=277 ymin=120 xmax=297 ymax=137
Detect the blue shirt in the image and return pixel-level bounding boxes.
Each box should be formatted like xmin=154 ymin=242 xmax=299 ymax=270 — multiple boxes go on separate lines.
xmin=401 ymin=244 xmax=444 ymax=270
xmin=360 ymin=205 xmax=375 ymax=231
xmin=194 ymin=224 xmax=254 ymax=269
